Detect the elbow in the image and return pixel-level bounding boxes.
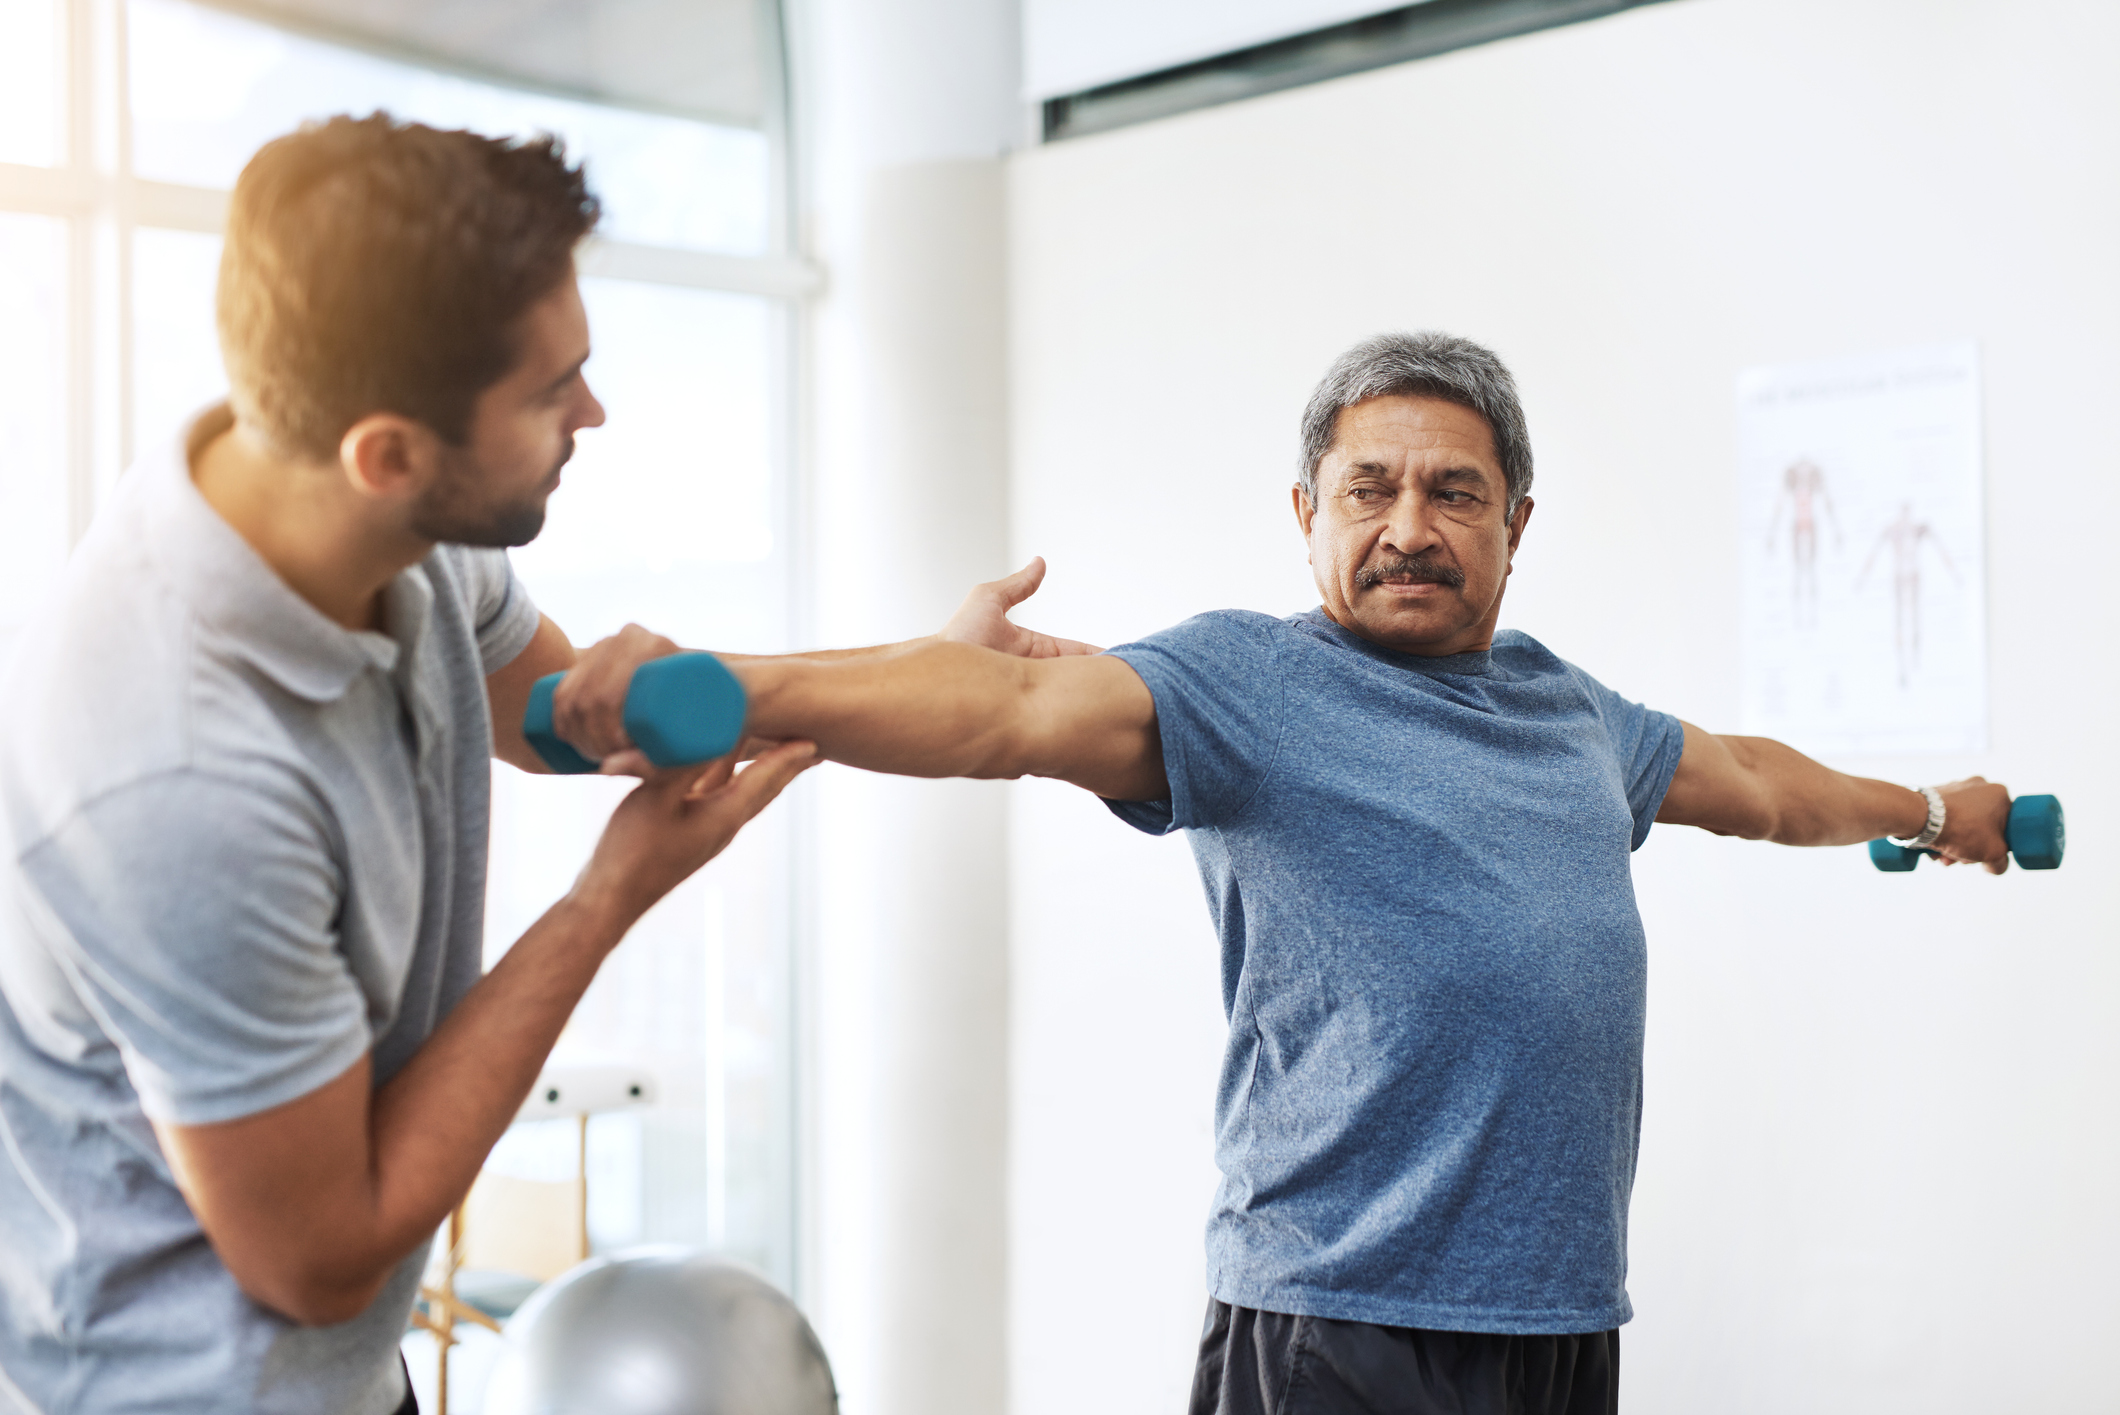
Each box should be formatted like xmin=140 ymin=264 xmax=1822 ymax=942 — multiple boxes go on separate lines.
xmin=269 ymin=1279 xmax=391 ymax=1330
xmin=1761 ymin=800 xmax=1851 ymax=848
xmin=955 ymin=674 xmax=1044 ymax=780
xmin=283 ymin=1291 xmax=384 ymax=1330
xmin=950 ymin=744 xmax=1027 ymax=782
xmin=961 ymin=722 xmax=1037 ymax=780
xmin=1714 ymin=787 xmax=1782 ymax=843
xmin=233 ymin=1257 xmax=392 ymax=1329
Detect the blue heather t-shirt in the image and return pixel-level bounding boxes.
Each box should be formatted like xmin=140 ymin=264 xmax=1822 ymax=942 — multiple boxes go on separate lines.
xmin=1104 ymin=609 xmax=1684 ymax=1335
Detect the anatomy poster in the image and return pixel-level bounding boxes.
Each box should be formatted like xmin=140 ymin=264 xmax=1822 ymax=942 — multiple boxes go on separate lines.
xmin=1737 ymin=342 xmax=1986 ymax=754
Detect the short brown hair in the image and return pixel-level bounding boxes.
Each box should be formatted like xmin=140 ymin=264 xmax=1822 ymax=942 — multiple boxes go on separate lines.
xmin=218 ymin=114 xmax=600 ymax=461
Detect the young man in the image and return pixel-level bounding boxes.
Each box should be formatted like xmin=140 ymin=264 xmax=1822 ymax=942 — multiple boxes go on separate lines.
xmin=0 ymin=116 xmax=1053 ymax=1414
xmin=566 ymin=333 xmax=2021 ymax=1415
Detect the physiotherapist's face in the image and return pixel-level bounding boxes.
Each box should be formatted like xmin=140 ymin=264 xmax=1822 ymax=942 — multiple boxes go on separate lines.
xmin=411 ymin=275 xmax=608 ymax=547
xmin=1294 ymin=394 xmax=1532 ymax=657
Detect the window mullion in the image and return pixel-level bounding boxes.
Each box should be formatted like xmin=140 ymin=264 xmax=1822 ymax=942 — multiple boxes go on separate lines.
xmin=107 ymin=0 xmax=136 ymax=490
xmin=63 ymin=0 xmax=96 ymax=542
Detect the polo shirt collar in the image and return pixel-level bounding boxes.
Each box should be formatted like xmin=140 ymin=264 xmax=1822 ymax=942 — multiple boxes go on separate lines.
xmin=138 ymin=405 xmax=429 ymax=704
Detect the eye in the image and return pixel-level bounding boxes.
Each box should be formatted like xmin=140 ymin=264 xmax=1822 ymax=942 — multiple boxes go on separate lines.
xmin=1349 ymin=486 xmax=1386 ymax=501
xmin=1437 ymin=489 xmax=1474 ymax=504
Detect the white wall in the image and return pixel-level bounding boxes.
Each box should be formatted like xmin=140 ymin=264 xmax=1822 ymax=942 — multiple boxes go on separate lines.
xmin=789 ymin=0 xmax=1018 ymax=1412
xmin=1005 ymin=2 xmax=2120 ymax=1411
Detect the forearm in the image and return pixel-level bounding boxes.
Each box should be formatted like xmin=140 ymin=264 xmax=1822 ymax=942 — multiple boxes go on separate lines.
xmin=357 ymin=894 xmax=628 ymax=1271
xmin=1710 ymin=734 xmax=1927 ymax=846
xmin=322 ymin=757 xmax=809 ymax=1308
xmin=163 ymin=753 xmax=816 ymax=1327
xmin=213 ymin=893 xmax=630 ymax=1324
xmin=495 ymin=623 xmax=924 ymax=774
xmin=715 ymin=636 xmax=932 ymax=666
xmin=739 ymin=640 xmax=1040 ymax=778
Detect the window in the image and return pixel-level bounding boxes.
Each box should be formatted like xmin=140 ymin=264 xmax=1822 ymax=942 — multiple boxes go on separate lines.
xmin=1037 ymin=0 xmax=1672 ymax=140
xmin=0 ymin=0 xmax=63 ymax=169
xmin=0 ymin=0 xmax=807 ymax=1320
xmin=0 ymin=212 xmax=69 ymax=644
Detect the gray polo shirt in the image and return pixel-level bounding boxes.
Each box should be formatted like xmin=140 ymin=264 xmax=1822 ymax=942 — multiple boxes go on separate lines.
xmin=0 ymin=407 xmax=541 ymax=1413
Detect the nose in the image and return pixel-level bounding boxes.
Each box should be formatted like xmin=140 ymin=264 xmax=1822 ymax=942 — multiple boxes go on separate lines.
xmin=578 ymin=381 xmax=609 ymax=431
xmin=1378 ymin=488 xmax=1442 ymax=556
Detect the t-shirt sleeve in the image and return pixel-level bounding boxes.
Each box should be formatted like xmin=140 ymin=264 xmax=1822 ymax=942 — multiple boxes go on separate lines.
xmin=17 ymin=771 xmax=370 ymax=1126
xmin=1101 ymin=611 xmax=1285 ymax=836
xmin=1568 ymin=666 xmax=1685 ymax=850
xmin=447 ymin=546 xmax=541 ymax=675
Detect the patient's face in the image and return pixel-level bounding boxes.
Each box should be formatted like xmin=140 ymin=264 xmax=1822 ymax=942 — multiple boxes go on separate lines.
xmin=1295 ymin=394 xmax=1531 ymax=657
xmin=410 ymin=277 xmax=606 ymax=547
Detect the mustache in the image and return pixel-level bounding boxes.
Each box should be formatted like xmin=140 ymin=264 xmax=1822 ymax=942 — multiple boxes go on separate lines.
xmin=1353 ymin=552 xmax=1466 ymax=591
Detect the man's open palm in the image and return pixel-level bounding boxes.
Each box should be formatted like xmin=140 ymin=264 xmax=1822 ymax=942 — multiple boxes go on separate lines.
xmin=940 ymin=557 xmax=1102 ymax=659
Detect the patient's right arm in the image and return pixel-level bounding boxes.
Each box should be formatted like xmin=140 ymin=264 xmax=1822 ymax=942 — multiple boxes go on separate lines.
xmin=739 ymin=644 xmax=1167 ymax=802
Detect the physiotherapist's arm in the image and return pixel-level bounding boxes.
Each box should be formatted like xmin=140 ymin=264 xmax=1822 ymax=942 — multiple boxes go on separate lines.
xmin=151 ymin=739 xmax=819 ymax=1326
xmin=1655 ymin=721 xmax=2013 ymax=870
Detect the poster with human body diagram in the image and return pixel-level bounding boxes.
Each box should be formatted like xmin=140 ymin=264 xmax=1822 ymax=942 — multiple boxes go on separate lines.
xmin=1737 ymin=342 xmax=1986 ymax=754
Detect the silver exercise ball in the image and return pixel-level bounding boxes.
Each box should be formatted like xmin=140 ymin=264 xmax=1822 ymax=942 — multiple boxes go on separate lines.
xmin=483 ymin=1247 xmax=838 ymax=1415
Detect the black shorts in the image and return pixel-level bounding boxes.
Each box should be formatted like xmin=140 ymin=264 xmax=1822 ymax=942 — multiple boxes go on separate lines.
xmin=1189 ymin=1300 xmax=1619 ymax=1415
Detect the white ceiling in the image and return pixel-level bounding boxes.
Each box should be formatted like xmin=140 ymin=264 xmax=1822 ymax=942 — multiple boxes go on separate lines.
xmin=226 ymin=0 xmax=769 ymax=126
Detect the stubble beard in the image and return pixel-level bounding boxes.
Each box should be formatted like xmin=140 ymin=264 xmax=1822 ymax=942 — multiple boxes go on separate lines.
xmin=409 ymin=436 xmax=573 ymax=548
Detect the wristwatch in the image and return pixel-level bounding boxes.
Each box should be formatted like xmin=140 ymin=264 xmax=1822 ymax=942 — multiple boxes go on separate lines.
xmin=1893 ymin=785 xmax=1946 ymax=851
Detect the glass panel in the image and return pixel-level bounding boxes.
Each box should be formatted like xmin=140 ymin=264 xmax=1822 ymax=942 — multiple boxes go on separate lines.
xmin=0 ymin=0 xmax=64 ymax=168
xmin=487 ymin=280 xmax=792 ymax=1283
xmin=513 ymin=279 xmax=777 ymax=624
xmin=0 ymin=213 xmax=70 ymax=666
xmin=127 ymin=0 xmax=770 ymax=254
xmin=132 ymin=226 xmax=227 ymax=456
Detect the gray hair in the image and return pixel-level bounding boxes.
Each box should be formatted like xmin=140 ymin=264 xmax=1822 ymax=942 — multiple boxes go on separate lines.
xmin=1296 ymin=332 xmax=1533 ymax=515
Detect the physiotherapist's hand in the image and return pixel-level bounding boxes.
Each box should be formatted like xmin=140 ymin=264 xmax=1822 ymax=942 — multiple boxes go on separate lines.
xmin=552 ymin=622 xmax=681 ymax=765
xmin=575 ymin=739 xmax=820 ymax=927
xmin=1929 ymin=775 xmax=2013 ymax=873
xmin=940 ymin=557 xmax=1102 ymax=659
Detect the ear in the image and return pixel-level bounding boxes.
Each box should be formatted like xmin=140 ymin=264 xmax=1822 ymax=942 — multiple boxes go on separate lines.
xmin=1505 ymin=496 xmax=1534 ymax=563
xmin=1292 ymin=482 xmax=1316 ymax=538
xmin=338 ymin=413 xmax=441 ymax=505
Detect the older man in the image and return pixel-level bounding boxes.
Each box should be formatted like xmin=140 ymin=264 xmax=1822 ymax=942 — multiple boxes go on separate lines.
xmin=579 ymin=333 xmax=2015 ymax=1415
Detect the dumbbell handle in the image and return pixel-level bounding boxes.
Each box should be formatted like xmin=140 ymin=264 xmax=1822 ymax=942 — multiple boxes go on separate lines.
xmin=522 ymin=652 xmax=748 ymax=774
xmin=1867 ymin=793 xmax=2065 ymax=872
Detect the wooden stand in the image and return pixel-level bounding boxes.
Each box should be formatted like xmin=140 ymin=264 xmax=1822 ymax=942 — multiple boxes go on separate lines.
xmin=411 ymin=1205 xmax=504 ymax=1415
xmin=414 ymin=1069 xmax=647 ymax=1412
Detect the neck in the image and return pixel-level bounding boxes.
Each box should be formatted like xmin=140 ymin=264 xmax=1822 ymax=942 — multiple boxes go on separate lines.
xmin=1318 ymin=603 xmax=1500 ymax=657
xmin=189 ymin=412 xmax=433 ymax=632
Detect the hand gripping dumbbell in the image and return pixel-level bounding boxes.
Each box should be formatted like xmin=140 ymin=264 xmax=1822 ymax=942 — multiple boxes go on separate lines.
xmin=1868 ymin=794 xmax=2065 ymax=872
xmin=521 ymin=652 xmax=748 ymax=774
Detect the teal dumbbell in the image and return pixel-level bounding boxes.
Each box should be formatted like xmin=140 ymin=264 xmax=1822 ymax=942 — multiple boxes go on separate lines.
xmin=1867 ymin=793 xmax=2065 ymax=872
xmin=522 ymin=652 xmax=747 ymax=774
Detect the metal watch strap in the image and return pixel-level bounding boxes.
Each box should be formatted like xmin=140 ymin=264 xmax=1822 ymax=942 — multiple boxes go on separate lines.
xmin=1894 ymin=785 xmax=1946 ymax=850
